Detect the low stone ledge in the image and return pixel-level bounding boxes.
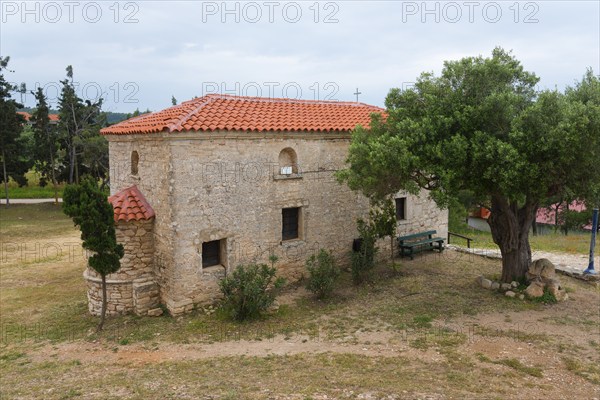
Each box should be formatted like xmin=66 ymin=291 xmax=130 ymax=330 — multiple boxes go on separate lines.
xmin=83 ymin=269 xmax=133 ymax=285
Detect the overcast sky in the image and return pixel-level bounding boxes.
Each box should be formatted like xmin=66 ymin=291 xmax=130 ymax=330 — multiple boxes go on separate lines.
xmin=1 ymin=1 xmax=598 ymax=113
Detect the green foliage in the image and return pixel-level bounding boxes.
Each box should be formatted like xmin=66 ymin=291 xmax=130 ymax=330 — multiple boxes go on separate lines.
xmin=558 ymin=208 xmax=593 ymax=234
xmin=4 ymin=65 xmax=113 ymax=191
xmin=58 ymin=65 xmax=105 ymax=184
xmin=412 ymin=314 xmax=433 ymax=328
xmin=6 ymin=127 xmax=35 ymax=187
xmin=62 ymin=175 xmax=122 ymax=330
xmin=338 ymin=48 xmax=600 ymax=281
xmin=368 ymin=198 xmax=396 ymax=239
xmin=77 ymin=119 xmax=109 ymax=189
xmin=31 ymin=87 xmax=62 ymax=192
xmin=492 ymin=358 xmax=544 ymax=378
xmin=124 ymin=108 xmax=151 ymax=120
xmin=269 ymin=254 xmax=279 ymax=269
xmin=0 ymin=56 xmax=32 ymax=195
xmin=62 ymin=176 xmax=123 ymax=277
xmin=219 ymin=263 xmax=285 ymax=321
xmin=531 ymin=289 xmax=558 ymax=304
xmin=368 ymin=198 xmax=397 ymax=263
xmin=305 ymin=249 xmax=340 ymax=299
xmin=351 ymin=219 xmax=378 ymax=285
xmin=448 ymin=200 xmax=469 ymax=232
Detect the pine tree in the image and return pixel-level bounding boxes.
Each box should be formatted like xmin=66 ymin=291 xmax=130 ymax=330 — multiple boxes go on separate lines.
xmin=58 ymin=66 xmax=103 ymax=184
xmin=63 ymin=177 xmax=124 ymax=331
xmin=31 ymin=87 xmax=60 ymax=203
xmin=0 ymin=56 xmax=28 ymax=206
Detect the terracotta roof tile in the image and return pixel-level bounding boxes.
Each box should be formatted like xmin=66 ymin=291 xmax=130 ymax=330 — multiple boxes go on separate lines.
xmin=17 ymin=111 xmax=31 ymax=120
xmin=108 ymin=185 xmax=155 ymax=223
xmin=17 ymin=111 xmax=59 ymax=121
xmin=100 ymin=94 xmax=384 ymax=135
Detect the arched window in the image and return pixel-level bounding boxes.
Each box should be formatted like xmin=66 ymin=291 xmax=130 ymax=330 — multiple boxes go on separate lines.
xmin=278 ymin=148 xmax=298 ymax=175
xmin=131 ymin=151 xmax=139 ymax=175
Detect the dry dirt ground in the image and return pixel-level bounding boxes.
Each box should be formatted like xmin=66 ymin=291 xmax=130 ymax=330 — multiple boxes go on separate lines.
xmin=2 ymin=252 xmax=599 ymax=400
xmin=1 ymin=205 xmax=599 ymax=399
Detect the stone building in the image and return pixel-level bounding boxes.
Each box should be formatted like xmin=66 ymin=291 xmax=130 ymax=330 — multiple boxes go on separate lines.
xmin=84 ymin=185 xmax=162 ymax=316
xmin=97 ymin=94 xmax=448 ymax=316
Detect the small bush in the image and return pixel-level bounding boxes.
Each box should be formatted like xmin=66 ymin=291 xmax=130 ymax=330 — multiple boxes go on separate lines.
xmin=219 ymin=263 xmax=285 ymax=321
xmin=305 ymin=249 xmax=340 ymax=299
xmin=351 ymin=219 xmax=378 ymax=285
xmin=532 ymin=288 xmax=557 ymax=304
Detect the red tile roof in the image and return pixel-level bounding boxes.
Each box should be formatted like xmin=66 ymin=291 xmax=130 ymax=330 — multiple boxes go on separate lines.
xmin=17 ymin=111 xmax=59 ymax=122
xmin=108 ymin=185 xmax=155 ymax=223
xmin=17 ymin=111 xmax=31 ymax=120
xmin=100 ymin=94 xmax=384 ymax=135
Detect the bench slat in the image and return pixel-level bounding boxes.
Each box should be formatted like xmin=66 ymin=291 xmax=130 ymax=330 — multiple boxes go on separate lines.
xmin=398 ymin=230 xmax=437 ymax=241
xmin=397 ymin=230 xmax=444 ymax=260
xmin=399 ymin=238 xmax=443 ymax=248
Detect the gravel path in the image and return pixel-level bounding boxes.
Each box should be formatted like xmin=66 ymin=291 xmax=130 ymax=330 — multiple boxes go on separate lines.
xmin=447 ymin=244 xmax=598 ymax=275
xmin=0 ymin=198 xmax=62 ymax=204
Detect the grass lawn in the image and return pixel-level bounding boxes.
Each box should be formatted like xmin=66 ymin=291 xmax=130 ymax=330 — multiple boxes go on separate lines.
xmin=2 ymin=170 xmax=65 ymax=199
xmin=449 ymin=208 xmax=596 ymax=255
xmin=1 ymin=204 xmax=599 ymax=399
xmin=448 ymin=227 xmax=594 ymax=255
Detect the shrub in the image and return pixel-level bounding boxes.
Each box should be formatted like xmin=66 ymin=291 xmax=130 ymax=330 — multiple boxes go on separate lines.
xmin=219 ymin=263 xmax=285 ymax=321
xmin=351 ymin=219 xmax=378 ymax=285
xmin=558 ymin=208 xmax=593 ymax=234
xmin=305 ymin=249 xmax=340 ymax=299
xmin=532 ymin=288 xmax=558 ymax=304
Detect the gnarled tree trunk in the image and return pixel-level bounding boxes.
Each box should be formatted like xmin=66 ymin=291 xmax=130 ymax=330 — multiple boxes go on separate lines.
xmin=488 ymin=195 xmax=537 ymax=282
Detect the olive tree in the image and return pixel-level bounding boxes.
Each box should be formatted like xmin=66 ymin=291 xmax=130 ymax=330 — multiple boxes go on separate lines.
xmin=339 ymin=48 xmax=600 ymax=282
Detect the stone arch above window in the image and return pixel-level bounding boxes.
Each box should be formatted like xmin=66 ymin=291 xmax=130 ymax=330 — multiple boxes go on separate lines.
xmin=131 ymin=151 xmax=139 ymax=175
xmin=278 ymin=147 xmax=298 ymax=175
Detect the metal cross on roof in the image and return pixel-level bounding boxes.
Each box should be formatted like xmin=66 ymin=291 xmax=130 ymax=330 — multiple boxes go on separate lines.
xmin=354 ymin=88 xmax=362 ymax=102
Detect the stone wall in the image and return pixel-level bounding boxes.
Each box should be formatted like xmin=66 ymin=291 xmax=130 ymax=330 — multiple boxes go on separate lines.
xmin=84 ymin=219 xmax=161 ymax=316
xmin=106 ymin=131 xmax=448 ymax=315
xmin=108 ymin=136 xmax=175 ymax=306
xmin=397 ymin=189 xmax=448 ymax=241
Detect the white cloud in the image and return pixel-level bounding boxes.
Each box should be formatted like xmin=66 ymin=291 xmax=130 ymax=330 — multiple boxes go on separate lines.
xmin=1 ymin=0 xmax=598 ymax=112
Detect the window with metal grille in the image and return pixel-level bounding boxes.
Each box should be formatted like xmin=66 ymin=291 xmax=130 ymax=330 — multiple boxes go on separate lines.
xmin=202 ymin=240 xmax=221 ymax=268
xmin=395 ymin=197 xmax=406 ymax=220
xmin=282 ymin=207 xmax=300 ymax=240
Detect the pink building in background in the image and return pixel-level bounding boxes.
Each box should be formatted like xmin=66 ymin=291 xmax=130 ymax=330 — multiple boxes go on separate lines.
xmin=535 ymin=201 xmax=590 ymax=229
xmin=471 ymin=201 xmax=594 ymax=232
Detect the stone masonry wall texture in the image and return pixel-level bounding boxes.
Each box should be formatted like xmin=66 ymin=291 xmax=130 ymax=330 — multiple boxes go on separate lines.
xmin=84 ymin=219 xmax=160 ymax=316
xmin=106 ymin=131 xmax=448 ymax=315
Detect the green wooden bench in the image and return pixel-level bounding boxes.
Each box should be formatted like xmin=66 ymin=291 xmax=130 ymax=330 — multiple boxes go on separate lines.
xmin=397 ymin=230 xmax=445 ymax=260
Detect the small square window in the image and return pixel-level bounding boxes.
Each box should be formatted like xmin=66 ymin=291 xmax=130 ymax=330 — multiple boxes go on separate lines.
xmin=282 ymin=207 xmax=300 ymax=240
xmin=395 ymin=198 xmax=406 ymax=221
xmin=202 ymin=240 xmax=221 ymax=268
